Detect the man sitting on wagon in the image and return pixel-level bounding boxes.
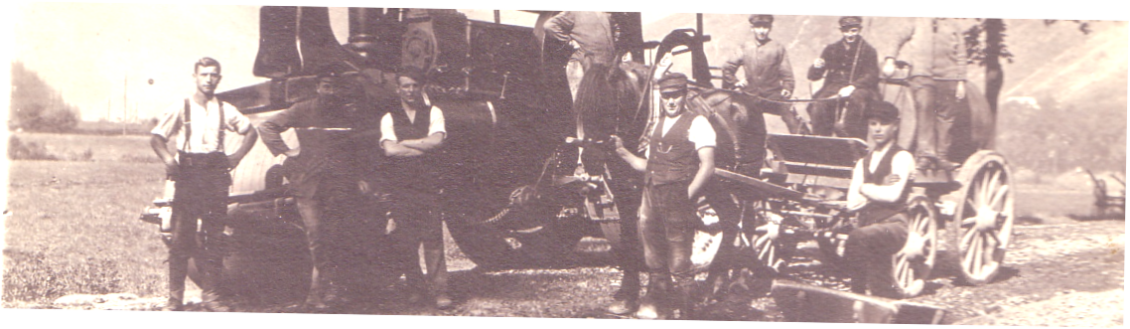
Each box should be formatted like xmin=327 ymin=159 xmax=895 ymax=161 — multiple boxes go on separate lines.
xmin=806 ymin=16 xmax=880 ymax=139
xmin=842 ymin=101 xmax=914 ymax=298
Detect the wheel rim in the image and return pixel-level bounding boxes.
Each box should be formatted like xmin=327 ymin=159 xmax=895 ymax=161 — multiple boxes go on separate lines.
xmin=952 ymin=153 xmax=1015 ymax=284
xmin=892 ymin=196 xmax=938 ymax=297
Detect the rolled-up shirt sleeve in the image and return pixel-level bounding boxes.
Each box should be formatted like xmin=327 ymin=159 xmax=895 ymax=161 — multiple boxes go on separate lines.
xmin=378 ymin=113 xmax=397 ymax=147
xmin=151 ymin=101 xmax=182 ymax=140
xmin=258 ymin=107 xmax=295 ymax=156
xmin=429 ymin=106 xmax=446 ymax=139
xmin=224 ymin=102 xmax=253 ymax=134
xmin=687 ymin=115 xmax=716 ymax=151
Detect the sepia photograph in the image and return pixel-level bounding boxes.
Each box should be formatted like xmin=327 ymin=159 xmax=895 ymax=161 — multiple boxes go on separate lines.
xmin=3 ymin=0 xmax=1126 ymax=327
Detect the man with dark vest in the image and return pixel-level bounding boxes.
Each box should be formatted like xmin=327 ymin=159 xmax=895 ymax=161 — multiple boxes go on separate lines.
xmin=806 ymin=16 xmax=881 ymax=139
xmin=611 ymin=73 xmax=716 ymax=320
xmin=379 ymin=66 xmax=451 ymax=309
xmin=259 ymin=63 xmax=379 ymax=311
xmin=151 ymin=57 xmax=258 ymax=311
xmin=843 ymin=101 xmax=914 ymax=298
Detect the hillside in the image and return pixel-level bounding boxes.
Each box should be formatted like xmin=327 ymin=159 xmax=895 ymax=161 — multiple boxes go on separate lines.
xmin=643 ymin=15 xmax=1128 ymax=173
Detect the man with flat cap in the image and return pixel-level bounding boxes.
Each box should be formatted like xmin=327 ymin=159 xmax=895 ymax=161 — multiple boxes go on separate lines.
xmin=611 ymin=73 xmax=716 ymax=320
xmin=722 ymin=14 xmax=805 ymax=134
xmin=259 ymin=63 xmax=378 ymax=310
xmin=842 ymin=100 xmax=914 ymax=298
xmin=806 ymin=16 xmax=881 ymax=139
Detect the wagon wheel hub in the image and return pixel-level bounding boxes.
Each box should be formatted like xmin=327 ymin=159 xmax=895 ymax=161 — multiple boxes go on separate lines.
xmin=899 ymin=231 xmax=927 ymax=260
xmin=974 ymin=206 xmax=1000 ymax=232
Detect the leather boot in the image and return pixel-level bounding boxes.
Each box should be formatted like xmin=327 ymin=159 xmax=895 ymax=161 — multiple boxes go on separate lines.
xmin=606 ymin=269 xmax=640 ymax=314
xmin=636 ymin=272 xmax=670 ymax=319
xmin=673 ymin=275 xmax=697 ymax=320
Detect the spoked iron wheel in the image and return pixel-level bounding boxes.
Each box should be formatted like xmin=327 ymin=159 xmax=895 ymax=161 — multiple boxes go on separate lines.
xmin=891 ymin=195 xmax=938 ymax=298
xmin=746 ymin=200 xmax=794 ymax=273
xmin=950 ymin=151 xmax=1016 ymax=285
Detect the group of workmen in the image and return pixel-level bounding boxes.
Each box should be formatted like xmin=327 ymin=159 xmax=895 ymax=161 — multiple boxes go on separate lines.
xmin=149 ymin=10 xmax=969 ymax=319
xmin=151 ymin=57 xmax=451 ymax=312
xmin=547 ymin=12 xmax=968 ymax=320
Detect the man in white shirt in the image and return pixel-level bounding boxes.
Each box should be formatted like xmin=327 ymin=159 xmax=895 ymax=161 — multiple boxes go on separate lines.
xmin=611 ymin=73 xmax=715 ymax=319
xmin=843 ymin=101 xmax=914 ymax=298
xmin=150 ymin=57 xmax=258 ymax=311
xmin=379 ymin=66 xmax=451 ymax=309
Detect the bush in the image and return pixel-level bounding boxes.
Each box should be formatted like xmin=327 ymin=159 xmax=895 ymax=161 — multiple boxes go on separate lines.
xmin=8 ymin=136 xmax=57 ymax=161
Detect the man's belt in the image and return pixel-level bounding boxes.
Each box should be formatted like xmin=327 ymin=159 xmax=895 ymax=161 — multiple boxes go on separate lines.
xmin=178 ymin=151 xmax=227 ymax=168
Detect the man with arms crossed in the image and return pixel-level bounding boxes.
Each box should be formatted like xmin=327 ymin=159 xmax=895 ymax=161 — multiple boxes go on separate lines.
xmin=843 ymin=101 xmax=914 ymax=298
xmin=380 ymin=66 xmax=452 ymax=309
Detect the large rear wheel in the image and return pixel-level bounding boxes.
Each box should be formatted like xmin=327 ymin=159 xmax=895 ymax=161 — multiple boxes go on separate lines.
xmin=949 ymin=151 xmax=1015 ymax=285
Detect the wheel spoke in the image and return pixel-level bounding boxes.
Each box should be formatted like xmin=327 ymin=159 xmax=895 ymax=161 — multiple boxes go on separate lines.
xmin=767 ymin=244 xmax=776 ymax=267
xmin=962 ymin=232 xmax=980 ymax=271
xmin=987 ymin=166 xmax=1003 ymax=203
xmin=896 ymin=256 xmax=911 ymax=287
xmin=979 ymin=169 xmax=994 ymax=206
xmin=915 ymin=214 xmax=931 ymax=233
xmin=960 ymin=226 xmax=977 ymax=252
xmin=990 ymin=184 xmax=1011 ymax=212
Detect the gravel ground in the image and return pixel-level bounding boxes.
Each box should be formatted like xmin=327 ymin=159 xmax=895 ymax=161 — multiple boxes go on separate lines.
xmin=19 ymin=218 xmax=1123 ymax=328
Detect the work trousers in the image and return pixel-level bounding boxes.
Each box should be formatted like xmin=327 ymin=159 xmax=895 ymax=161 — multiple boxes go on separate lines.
xmin=638 ymin=181 xmax=696 ymax=308
xmin=910 ymin=77 xmax=962 ymax=160
xmin=566 ymin=59 xmax=585 ymax=102
xmin=294 ymin=174 xmax=361 ymax=304
xmin=753 ymin=95 xmax=804 ymax=135
xmin=807 ymin=87 xmax=877 ymax=140
xmin=168 ymin=152 xmax=230 ymax=306
xmin=843 ymin=216 xmax=908 ymax=298
xmin=388 ymin=187 xmax=448 ymax=295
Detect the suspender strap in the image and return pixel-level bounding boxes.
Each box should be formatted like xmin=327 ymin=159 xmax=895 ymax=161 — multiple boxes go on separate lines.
xmin=183 ymin=99 xmax=192 ymax=151
xmin=181 ymin=98 xmax=226 ymax=153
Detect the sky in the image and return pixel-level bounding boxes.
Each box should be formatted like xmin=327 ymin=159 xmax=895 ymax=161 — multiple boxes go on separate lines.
xmin=10 ymin=3 xmax=679 ymax=122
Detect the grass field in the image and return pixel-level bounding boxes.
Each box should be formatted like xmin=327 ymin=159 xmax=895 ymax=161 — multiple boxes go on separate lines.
xmin=12 ymin=132 xmax=155 ymax=163
xmin=2 ymin=133 xmax=1117 ymax=308
xmin=4 ymin=159 xmax=167 ymax=305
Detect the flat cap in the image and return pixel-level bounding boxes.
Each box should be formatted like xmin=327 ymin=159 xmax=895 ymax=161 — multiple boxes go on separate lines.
xmin=396 ymin=65 xmax=427 ymax=83
xmin=839 ymin=16 xmax=863 ymax=28
xmin=865 ymin=101 xmax=900 ymax=123
xmin=657 ymin=73 xmax=688 ymax=94
xmin=748 ymin=14 xmax=774 ymax=25
xmin=316 ymin=61 xmax=355 ymax=80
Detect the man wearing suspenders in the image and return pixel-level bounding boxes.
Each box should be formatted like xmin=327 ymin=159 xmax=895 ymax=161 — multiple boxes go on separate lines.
xmin=150 ymin=57 xmax=258 ymax=311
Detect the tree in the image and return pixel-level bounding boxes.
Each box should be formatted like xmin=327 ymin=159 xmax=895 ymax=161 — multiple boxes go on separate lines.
xmin=964 ymin=19 xmax=1093 ymax=114
xmin=10 ymin=62 xmax=79 ymax=132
